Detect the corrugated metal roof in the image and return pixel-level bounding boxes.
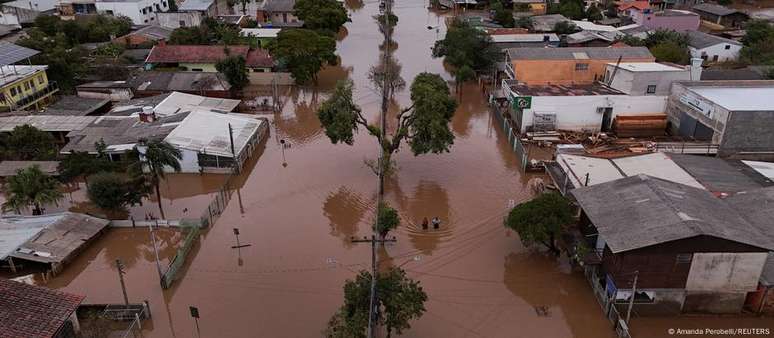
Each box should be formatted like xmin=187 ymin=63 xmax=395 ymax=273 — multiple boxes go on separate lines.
xmin=0 ymin=42 xmax=39 ymax=66
xmin=164 ymin=111 xmax=263 ymax=157
xmin=9 ymin=212 xmax=109 ymax=264
xmin=0 ymin=161 xmax=59 ymax=177
xmin=506 ymin=46 xmax=653 ymax=60
xmin=154 ymin=92 xmax=240 ymax=117
xmin=0 ymin=115 xmax=97 ymax=132
xmin=179 ymin=0 xmax=214 ymax=11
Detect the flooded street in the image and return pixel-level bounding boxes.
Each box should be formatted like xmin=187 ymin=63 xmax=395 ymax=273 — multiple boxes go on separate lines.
xmin=29 ymin=1 xmax=772 ymax=337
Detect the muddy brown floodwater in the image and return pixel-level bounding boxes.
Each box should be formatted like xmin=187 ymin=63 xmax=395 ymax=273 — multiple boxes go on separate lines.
xmin=31 ymin=1 xmax=773 ymax=337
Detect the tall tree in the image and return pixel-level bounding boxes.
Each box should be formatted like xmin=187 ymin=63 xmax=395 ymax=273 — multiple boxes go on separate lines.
xmin=1 ymin=125 xmax=57 ymax=161
xmin=139 ymin=140 xmax=182 ymax=219
xmin=317 ymin=73 xmax=457 ymax=172
xmin=58 ymin=148 xmax=116 ymax=185
xmin=2 ymin=166 xmax=63 ymax=215
xmin=504 ymin=193 xmax=573 ymax=255
xmin=325 ymin=268 xmax=427 ymax=338
xmin=269 ymin=29 xmax=337 ymax=84
xmin=294 ymin=0 xmax=349 ymax=34
xmin=432 ymin=20 xmax=499 ymax=76
xmin=87 ymin=172 xmax=149 ymax=212
xmin=375 ymin=202 xmax=399 ymax=238
xmin=216 ymin=55 xmax=250 ymax=91
xmin=491 ymin=0 xmax=515 ymax=28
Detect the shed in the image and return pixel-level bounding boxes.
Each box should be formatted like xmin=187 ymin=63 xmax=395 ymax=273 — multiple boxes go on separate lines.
xmin=692 ymin=3 xmax=749 ymax=28
xmin=0 ymin=279 xmax=84 ymax=338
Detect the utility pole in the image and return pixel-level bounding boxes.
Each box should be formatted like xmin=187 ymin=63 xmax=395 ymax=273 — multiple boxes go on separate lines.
xmin=116 ymin=259 xmax=129 ymax=306
xmin=352 ymin=2 xmax=394 ymax=337
xmin=625 ymin=271 xmax=639 ymax=324
xmin=150 ymin=221 xmax=164 ymax=286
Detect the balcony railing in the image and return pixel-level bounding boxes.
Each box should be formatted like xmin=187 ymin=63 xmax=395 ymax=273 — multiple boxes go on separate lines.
xmin=9 ymin=82 xmax=60 ymax=111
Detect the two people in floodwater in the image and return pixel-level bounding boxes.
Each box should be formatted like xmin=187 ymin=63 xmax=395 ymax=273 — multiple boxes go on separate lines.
xmin=421 ymin=217 xmax=441 ymax=230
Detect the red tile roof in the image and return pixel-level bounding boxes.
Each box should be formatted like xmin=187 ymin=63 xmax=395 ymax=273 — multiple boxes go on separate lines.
xmin=0 ymin=279 xmax=84 ymax=338
xmin=146 ymin=45 xmax=274 ymax=68
xmin=616 ymin=1 xmax=649 ymax=11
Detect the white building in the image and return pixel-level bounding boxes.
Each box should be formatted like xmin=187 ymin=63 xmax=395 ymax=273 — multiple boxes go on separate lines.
xmin=686 ymin=30 xmax=742 ymax=63
xmin=502 ymin=79 xmax=668 ymax=133
xmin=603 ymin=61 xmax=695 ymax=96
xmin=96 ymin=0 xmax=170 ymax=25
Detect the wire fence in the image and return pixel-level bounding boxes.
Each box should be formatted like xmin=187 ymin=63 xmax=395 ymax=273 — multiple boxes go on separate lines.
xmin=198 ymin=173 xmax=236 ymax=228
xmin=161 ymin=225 xmax=201 ymax=289
xmin=491 ymin=101 xmax=529 ymax=170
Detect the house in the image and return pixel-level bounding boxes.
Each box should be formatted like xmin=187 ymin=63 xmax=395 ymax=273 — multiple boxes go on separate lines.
xmin=686 ymin=30 xmax=742 ymax=63
xmin=96 ymin=0 xmax=172 ymax=24
xmin=489 ymin=33 xmax=560 ymax=49
xmin=128 ymin=71 xmax=233 ymax=98
xmin=57 ymin=0 xmax=98 ymax=18
xmin=240 ymin=28 xmax=282 ymax=47
xmin=747 ymin=252 xmax=774 ymax=314
xmin=701 ymin=67 xmax=765 ymax=81
xmin=218 ymin=14 xmax=250 ymax=26
xmin=616 ymin=1 xmax=650 ymax=17
xmin=617 ymin=23 xmax=652 ymax=39
xmin=630 ymin=9 xmax=700 ymax=31
xmin=0 ymin=43 xmax=59 ymax=112
xmin=546 ymin=152 xmax=773 ymax=195
xmin=113 ymin=25 xmax=174 ymax=48
xmin=512 ymin=0 xmax=546 ymax=15
xmin=0 ymin=160 xmax=60 ymax=178
xmin=503 ymin=46 xmax=655 ymax=84
xmin=41 ymin=95 xmax=112 ymax=116
xmin=691 ymin=3 xmax=749 ymax=28
xmin=501 ymin=79 xmax=667 ymax=133
xmin=178 ymin=0 xmax=217 ymax=17
xmin=572 ymin=174 xmax=774 ymax=315
xmin=152 ymin=110 xmax=268 ymax=173
xmin=107 ymin=91 xmax=240 ymax=117
xmin=603 ymin=61 xmax=696 ymax=96
xmin=0 ymin=4 xmax=42 ymax=28
xmin=666 ymin=80 xmax=774 ymax=160
xmin=155 ymin=11 xmax=203 ymax=28
xmin=530 ymin=14 xmax=571 ymax=32
xmin=144 ymin=42 xmax=274 ymax=73
xmin=257 ymin=0 xmax=303 ymax=27
xmin=0 ymin=212 xmax=110 ymax=274
xmin=0 ymin=278 xmax=84 ymax=338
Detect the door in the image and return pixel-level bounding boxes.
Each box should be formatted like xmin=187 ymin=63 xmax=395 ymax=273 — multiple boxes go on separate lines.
xmin=600 ymin=107 xmax=613 ymax=132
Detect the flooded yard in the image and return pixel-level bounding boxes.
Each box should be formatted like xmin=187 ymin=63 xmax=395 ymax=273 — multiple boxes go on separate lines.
xmin=15 ymin=0 xmax=773 ymax=337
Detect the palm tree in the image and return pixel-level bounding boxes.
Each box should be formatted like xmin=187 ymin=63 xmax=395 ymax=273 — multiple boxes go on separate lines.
xmin=2 ymin=166 xmax=64 ymax=215
xmin=140 ymin=140 xmax=182 ymax=219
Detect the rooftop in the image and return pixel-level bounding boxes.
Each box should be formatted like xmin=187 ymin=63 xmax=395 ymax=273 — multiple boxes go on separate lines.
xmin=164 ymin=111 xmax=264 ymax=157
xmin=692 ymin=3 xmax=743 ymax=17
xmin=76 ymin=80 xmax=133 ymax=89
xmin=616 ymin=1 xmax=649 ymax=11
xmin=566 ymin=31 xmax=618 ymax=44
xmin=107 ymin=93 xmax=171 ymax=116
xmin=0 ymin=115 xmax=97 ymax=132
xmin=128 ymin=71 xmax=232 ymax=93
xmin=571 ymin=174 xmax=774 ymax=253
xmin=656 ymin=9 xmax=698 ymax=17
xmin=62 ymin=113 xmax=186 ymax=153
xmin=530 ymin=14 xmax=571 ymax=32
xmin=0 ymin=42 xmax=39 ymax=66
xmin=153 ymin=91 xmax=240 ymax=117
xmin=701 ymin=68 xmax=763 ymax=81
xmin=607 ymin=62 xmax=685 ymax=72
xmin=572 ymin=20 xmax=620 ymax=32
xmin=506 ymin=46 xmax=653 ymax=60
xmin=0 ymin=279 xmax=84 ymax=338
xmin=146 ymin=45 xmax=273 ymax=68
xmin=491 ymin=33 xmax=560 ymax=43
xmin=0 ymin=161 xmax=59 ymax=177
xmin=42 ymin=96 xmax=111 ymax=116
xmin=743 ymin=160 xmax=774 ymax=182
xmin=688 ymin=86 xmax=774 ymax=111
xmin=507 ymin=81 xmax=624 ymax=96
xmin=670 ymin=154 xmax=772 ymax=194
xmin=179 ymin=0 xmax=214 ymax=11
xmin=124 ymin=25 xmax=174 ymax=40
xmin=686 ymin=30 xmax=741 ymax=49
xmin=240 ymin=28 xmax=282 ymax=38
xmin=0 ymin=65 xmax=47 ymax=88
xmin=6 ymin=212 xmax=110 ymax=264
xmin=261 ymin=0 xmax=295 ymax=12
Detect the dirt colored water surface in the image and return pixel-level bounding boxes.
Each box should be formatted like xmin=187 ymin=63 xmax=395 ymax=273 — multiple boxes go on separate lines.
xmin=28 ymin=0 xmax=774 ymax=337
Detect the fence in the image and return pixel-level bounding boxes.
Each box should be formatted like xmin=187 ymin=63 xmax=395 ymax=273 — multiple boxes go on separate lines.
xmin=199 ymin=172 xmax=237 ymax=228
xmin=491 ymin=101 xmax=529 ymax=170
xmin=654 ymin=142 xmax=719 ymax=155
xmin=161 ymin=224 xmax=200 ymax=289
xmin=584 ymin=265 xmax=633 ymax=338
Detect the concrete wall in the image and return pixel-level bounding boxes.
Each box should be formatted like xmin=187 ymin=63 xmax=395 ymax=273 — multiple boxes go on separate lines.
xmin=519 ymin=94 xmax=667 ymax=133
xmin=510 ymin=57 xmax=656 ymax=85
xmin=615 ymin=289 xmax=685 ymax=316
xmin=689 ymin=43 xmax=742 ymax=63
xmin=683 ymin=291 xmax=747 ymax=313
xmin=0 ymin=5 xmax=39 ymax=26
xmin=248 ymin=71 xmax=293 ymax=85
xmin=5 ymin=0 xmax=58 ymax=11
xmin=686 ymin=252 xmax=767 ymax=292
xmin=606 ymin=67 xmax=691 ymax=96
xmin=155 ymin=11 xmax=202 ymax=28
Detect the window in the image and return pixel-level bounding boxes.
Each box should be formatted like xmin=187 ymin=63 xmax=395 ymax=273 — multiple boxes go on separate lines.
xmin=9 ymin=87 xmax=16 ymax=96
xmin=676 ymin=253 xmax=692 ymax=264
xmin=179 ymin=20 xmax=186 ymax=27
xmin=37 ymin=75 xmax=44 ymax=84
xmin=575 ymin=63 xmax=589 ymax=71
xmin=106 ymin=10 xmax=113 ymax=15
xmin=725 ymin=44 xmax=731 ymax=50
xmin=712 ymin=55 xmax=719 ymax=62
xmin=23 ymin=81 xmax=30 ymax=90
xmin=646 ymin=85 xmax=656 ymax=94
xmin=191 ymin=68 xmax=203 ymax=72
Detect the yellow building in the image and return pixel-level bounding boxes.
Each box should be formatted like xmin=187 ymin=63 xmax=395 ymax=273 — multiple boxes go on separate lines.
xmin=0 ymin=65 xmax=58 ymax=112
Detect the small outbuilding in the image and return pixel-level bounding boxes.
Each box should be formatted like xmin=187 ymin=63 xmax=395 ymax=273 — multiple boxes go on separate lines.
xmin=0 ymin=278 xmax=84 ymax=338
